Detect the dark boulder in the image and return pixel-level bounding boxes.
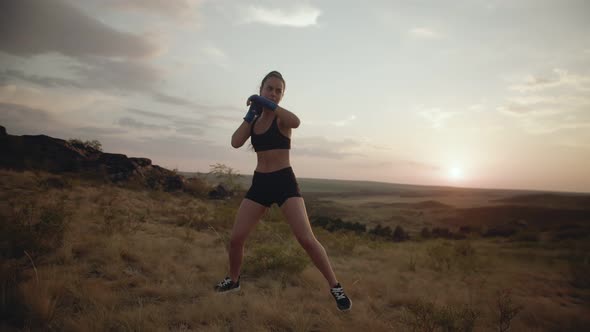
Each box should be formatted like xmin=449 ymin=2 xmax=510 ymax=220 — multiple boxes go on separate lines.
xmin=208 ymin=184 xmax=232 ymax=199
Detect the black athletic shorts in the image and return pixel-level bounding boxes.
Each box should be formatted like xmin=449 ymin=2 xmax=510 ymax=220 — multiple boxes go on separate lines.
xmin=245 ymin=167 xmax=302 ymax=207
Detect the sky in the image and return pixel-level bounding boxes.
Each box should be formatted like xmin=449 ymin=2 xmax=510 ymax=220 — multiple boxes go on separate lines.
xmin=1 ymin=0 xmax=589 ymax=193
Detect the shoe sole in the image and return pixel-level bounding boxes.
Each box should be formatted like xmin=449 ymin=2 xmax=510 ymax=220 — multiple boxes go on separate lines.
xmin=337 ymin=300 xmax=352 ymax=312
xmin=216 ymin=285 xmax=241 ymax=294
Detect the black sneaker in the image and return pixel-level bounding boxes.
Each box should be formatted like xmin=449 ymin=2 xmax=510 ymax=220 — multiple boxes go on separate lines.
xmin=330 ymin=283 xmax=352 ymax=311
xmin=214 ymin=276 xmax=240 ymax=293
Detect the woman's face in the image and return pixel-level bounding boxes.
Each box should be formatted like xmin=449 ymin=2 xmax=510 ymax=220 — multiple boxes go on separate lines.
xmin=260 ymin=76 xmax=284 ymax=104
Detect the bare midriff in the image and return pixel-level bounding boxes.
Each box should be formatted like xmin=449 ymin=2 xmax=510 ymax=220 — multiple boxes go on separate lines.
xmin=255 ymin=149 xmax=291 ymax=173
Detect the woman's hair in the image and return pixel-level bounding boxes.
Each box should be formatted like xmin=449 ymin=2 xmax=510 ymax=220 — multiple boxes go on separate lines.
xmin=259 ymin=71 xmax=286 ymax=94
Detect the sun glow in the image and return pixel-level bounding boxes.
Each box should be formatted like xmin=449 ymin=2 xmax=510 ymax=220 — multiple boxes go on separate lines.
xmin=449 ymin=166 xmax=463 ymax=181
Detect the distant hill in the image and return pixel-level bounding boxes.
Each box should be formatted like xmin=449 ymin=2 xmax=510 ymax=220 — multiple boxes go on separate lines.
xmin=179 ymin=170 xmax=541 ymax=197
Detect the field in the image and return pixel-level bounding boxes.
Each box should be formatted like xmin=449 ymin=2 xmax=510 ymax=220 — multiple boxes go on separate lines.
xmin=2 ymin=169 xmax=590 ymax=331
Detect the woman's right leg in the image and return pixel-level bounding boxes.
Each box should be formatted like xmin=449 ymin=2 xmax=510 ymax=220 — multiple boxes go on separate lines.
xmin=228 ymin=198 xmax=267 ymax=281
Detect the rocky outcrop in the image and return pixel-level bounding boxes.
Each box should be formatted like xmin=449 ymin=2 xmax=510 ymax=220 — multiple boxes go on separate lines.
xmin=0 ymin=125 xmax=184 ymax=191
xmin=208 ymin=184 xmax=232 ymax=199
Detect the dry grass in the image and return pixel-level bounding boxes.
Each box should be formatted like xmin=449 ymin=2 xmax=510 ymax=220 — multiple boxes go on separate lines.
xmin=1 ymin=169 xmax=589 ymax=331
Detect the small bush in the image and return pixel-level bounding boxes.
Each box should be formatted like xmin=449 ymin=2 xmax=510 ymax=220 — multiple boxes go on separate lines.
xmin=432 ymin=227 xmax=454 ymax=239
xmin=68 ymin=138 xmax=102 ymax=152
xmin=493 ymin=289 xmax=523 ymax=332
xmin=400 ymin=299 xmax=479 ymax=332
xmin=393 ymin=225 xmax=410 ymax=242
xmin=484 ymin=226 xmax=517 ymax=238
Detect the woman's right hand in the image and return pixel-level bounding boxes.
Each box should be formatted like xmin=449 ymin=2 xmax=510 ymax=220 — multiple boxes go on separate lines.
xmin=243 ymin=103 xmax=262 ymax=123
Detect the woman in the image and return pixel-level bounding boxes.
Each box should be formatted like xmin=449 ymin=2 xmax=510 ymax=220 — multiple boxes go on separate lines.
xmin=214 ymin=71 xmax=352 ymax=311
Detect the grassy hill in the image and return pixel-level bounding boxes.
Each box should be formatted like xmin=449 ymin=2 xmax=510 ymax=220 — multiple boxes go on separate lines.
xmin=2 ymin=169 xmax=590 ymax=331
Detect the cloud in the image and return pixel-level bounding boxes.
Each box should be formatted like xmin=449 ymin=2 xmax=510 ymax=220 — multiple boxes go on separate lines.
xmin=240 ymin=4 xmax=321 ymax=27
xmin=0 ymin=102 xmax=52 ymax=124
xmin=345 ymin=159 xmax=440 ymax=172
xmin=0 ymin=0 xmax=158 ymax=58
xmin=294 ymin=136 xmax=364 ymax=159
xmin=0 ymin=102 xmax=64 ymax=136
xmin=500 ymin=68 xmax=590 ymax=134
xmin=118 ymin=117 xmax=170 ymax=131
xmin=1 ymin=68 xmax=240 ymax=115
xmin=2 ymin=57 xmax=161 ymax=95
xmin=510 ymin=68 xmax=590 ymax=93
xmin=418 ymin=107 xmax=458 ymax=128
xmin=126 ymin=108 xmax=214 ymax=137
xmin=69 ymin=57 xmax=161 ymax=93
xmin=409 ymin=27 xmax=440 ymax=39
xmin=174 ymin=125 xmax=205 ymax=137
xmin=127 ymin=108 xmax=170 ymax=120
xmin=199 ymin=45 xmax=230 ymax=69
xmin=97 ymin=0 xmax=201 ymax=19
xmin=0 ymin=69 xmax=84 ymax=89
xmin=521 ymin=118 xmax=590 ymax=135
xmin=332 ymin=115 xmax=357 ymax=127
xmin=0 ymin=83 xmax=113 ymax=115
xmin=73 ymin=126 xmax=127 ymax=136
xmin=469 ymin=104 xmax=485 ymax=112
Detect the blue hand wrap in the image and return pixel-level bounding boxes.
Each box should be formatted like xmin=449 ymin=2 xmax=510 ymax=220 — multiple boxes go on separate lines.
xmin=248 ymin=95 xmax=278 ymax=111
xmin=243 ymin=103 xmax=262 ymax=123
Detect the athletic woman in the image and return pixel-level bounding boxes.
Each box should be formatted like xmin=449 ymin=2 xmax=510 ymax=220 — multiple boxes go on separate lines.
xmin=214 ymin=71 xmax=352 ymax=311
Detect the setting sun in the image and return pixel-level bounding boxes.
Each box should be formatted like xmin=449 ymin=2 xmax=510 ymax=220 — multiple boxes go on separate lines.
xmin=449 ymin=166 xmax=463 ymax=180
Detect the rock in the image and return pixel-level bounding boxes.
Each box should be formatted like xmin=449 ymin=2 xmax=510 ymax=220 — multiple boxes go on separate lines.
xmin=0 ymin=126 xmax=185 ymax=191
xmin=209 ymin=184 xmax=232 ymax=199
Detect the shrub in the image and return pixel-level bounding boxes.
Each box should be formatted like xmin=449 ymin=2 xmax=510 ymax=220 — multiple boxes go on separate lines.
xmin=493 ymin=289 xmax=523 ymax=332
xmin=432 ymin=227 xmax=454 ymax=239
xmin=310 ymin=216 xmax=366 ymax=234
xmin=400 ymin=299 xmax=479 ymax=332
xmin=68 ymin=138 xmax=102 ymax=152
xmin=209 ymin=163 xmax=243 ymax=192
xmin=370 ymin=224 xmax=393 ymax=238
xmin=393 ymin=225 xmax=410 ymax=242
xmin=484 ymin=226 xmax=517 ymax=238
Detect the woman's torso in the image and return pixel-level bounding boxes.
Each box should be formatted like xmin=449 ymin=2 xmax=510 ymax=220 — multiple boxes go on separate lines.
xmin=251 ymin=114 xmax=291 ymax=172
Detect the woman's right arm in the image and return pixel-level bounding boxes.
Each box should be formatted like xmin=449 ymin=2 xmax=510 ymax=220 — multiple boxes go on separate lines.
xmin=231 ymin=121 xmax=251 ymax=148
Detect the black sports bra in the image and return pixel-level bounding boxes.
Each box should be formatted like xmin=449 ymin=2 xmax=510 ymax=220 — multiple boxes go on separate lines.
xmin=250 ymin=116 xmax=291 ymax=152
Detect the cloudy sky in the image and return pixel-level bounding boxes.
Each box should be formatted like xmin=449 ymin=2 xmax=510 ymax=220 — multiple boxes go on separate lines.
xmin=1 ymin=0 xmax=589 ymax=192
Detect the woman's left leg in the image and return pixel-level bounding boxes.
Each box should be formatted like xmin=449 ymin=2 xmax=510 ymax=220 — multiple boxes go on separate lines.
xmin=280 ymin=197 xmax=338 ymax=287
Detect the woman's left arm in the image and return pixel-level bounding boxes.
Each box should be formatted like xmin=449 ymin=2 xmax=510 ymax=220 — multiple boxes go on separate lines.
xmin=248 ymin=95 xmax=300 ymax=128
xmin=275 ymin=106 xmax=300 ymax=129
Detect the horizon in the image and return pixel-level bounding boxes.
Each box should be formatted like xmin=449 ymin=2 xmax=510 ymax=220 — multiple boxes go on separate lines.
xmin=1 ymin=0 xmax=589 ymax=193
